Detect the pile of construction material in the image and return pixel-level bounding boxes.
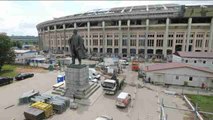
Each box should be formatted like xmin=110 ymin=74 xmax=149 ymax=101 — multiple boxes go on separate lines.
xmin=30 ymin=94 xmax=70 ymax=114
xmin=19 ymin=90 xmax=39 ymax=104
xmin=24 ymin=102 xmax=53 ymax=120
xmin=23 ymin=93 xmax=71 ymax=120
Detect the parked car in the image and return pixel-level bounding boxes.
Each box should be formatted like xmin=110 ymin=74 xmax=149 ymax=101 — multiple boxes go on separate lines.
xmin=95 ymin=115 xmax=113 ymax=120
xmin=89 ymin=77 xmax=98 ymax=83
xmin=89 ymin=68 xmax=101 ymax=80
xmin=116 ymin=92 xmax=131 ymax=108
xmin=0 ymin=77 xmax=13 ymax=86
xmin=15 ymin=73 xmax=34 ymax=81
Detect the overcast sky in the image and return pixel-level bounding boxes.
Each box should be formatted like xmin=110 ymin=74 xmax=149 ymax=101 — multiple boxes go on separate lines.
xmin=0 ymin=1 xmax=212 ymax=36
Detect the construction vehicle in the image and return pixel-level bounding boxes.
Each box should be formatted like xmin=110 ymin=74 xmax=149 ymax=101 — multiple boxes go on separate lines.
xmin=101 ymin=74 xmax=126 ymax=95
xmin=131 ymin=60 xmax=140 ymax=71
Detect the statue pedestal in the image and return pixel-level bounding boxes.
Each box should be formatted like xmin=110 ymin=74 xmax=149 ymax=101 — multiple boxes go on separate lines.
xmin=65 ymin=64 xmax=90 ymax=99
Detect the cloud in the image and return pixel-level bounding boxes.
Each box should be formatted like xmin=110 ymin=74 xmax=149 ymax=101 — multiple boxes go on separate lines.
xmin=0 ymin=18 xmax=3 ymax=21
xmin=19 ymin=22 xmax=35 ymax=28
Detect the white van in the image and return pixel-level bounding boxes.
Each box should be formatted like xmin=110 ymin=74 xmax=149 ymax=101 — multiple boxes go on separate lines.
xmin=89 ymin=68 xmax=101 ymax=80
xmin=116 ymin=92 xmax=131 ymax=108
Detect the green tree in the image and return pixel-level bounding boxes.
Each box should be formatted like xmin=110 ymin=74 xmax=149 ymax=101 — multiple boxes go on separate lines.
xmin=12 ymin=40 xmax=22 ymax=49
xmin=0 ymin=35 xmax=15 ymax=71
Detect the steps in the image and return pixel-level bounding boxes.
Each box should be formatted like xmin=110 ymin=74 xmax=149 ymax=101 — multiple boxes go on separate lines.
xmin=75 ymin=83 xmax=101 ymax=106
xmin=85 ymin=83 xmax=100 ymax=99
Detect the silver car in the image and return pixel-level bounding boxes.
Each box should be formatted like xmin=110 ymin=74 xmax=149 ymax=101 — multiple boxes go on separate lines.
xmin=96 ymin=115 xmax=113 ymax=120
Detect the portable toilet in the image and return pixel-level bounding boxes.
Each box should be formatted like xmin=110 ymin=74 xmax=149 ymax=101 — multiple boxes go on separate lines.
xmin=57 ymin=75 xmax=65 ymax=83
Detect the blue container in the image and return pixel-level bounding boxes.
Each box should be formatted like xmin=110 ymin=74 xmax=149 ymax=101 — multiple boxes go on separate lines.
xmin=57 ymin=75 xmax=65 ymax=83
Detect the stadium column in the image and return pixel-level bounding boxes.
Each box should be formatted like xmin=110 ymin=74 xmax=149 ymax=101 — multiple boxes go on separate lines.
xmin=42 ymin=30 xmax=46 ymax=50
xmin=74 ymin=23 xmax=77 ymax=29
xmin=98 ymin=33 xmax=100 ymax=53
xmin=54 ymin=25 xmax=57 ymax=51
xmin=153 ymin=32 xmax=157 ymax=55
xmin=186 ymin=17 xmax=192 ymax=52
xmin=102 ymin=21 xmax=106 ymax=53
xmin=136 ymin=32 xmax=139 ymax=55
xmin=87 ymin=21 xmax=90 ymax=54
xmin=63 ymin=24 xmax=66 ymax=54
xmin=145 ymin=19 xmax=149 ymax=60
xmin=127 ymin=20 xmax=130 ymax=56
xmin=163 ymin=18 xmax=170 ymax=58
xmin=38 ymin=30 xmax=43 ymax=50
xmin=209 ymin=17 xmax=213 ymax=52
xmin=172 ymin=32 xmax=176 ymax=53
xmin=192 ymin=31 xmax=197 ymax=52
xmin=48 ymin=26 xmax=50 ymax=51
xmin=202 ymin=32 xmax=207 ymax=52
xmin=112 ymin=32 xmax=114 ymax=54
xmin=183 ymin=32 xmax=186 ymax=51
xmin=119 ymin=20 xmax=122 ymax=55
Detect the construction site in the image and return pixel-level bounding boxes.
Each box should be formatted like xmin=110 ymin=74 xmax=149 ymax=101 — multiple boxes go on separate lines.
xmin=1 ymin=58 xmax=212 ymax=120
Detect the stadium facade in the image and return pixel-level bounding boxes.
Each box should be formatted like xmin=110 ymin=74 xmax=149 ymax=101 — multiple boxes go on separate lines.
xmin=37 ymin=4 xmax=213 ymax=59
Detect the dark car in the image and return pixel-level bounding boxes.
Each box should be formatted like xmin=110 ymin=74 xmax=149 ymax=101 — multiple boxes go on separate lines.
xmin=0 ymin=77 xmax=13 ymax=86
xmin=15 ymin=73 xmax=34 ymax=81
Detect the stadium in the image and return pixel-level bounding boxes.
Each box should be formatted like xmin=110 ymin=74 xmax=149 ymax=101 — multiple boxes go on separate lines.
xmin=36 ymin=4 xmax=213 ymax=59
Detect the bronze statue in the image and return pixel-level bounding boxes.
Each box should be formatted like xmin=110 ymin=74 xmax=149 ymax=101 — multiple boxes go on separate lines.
xmin=68 ymin=29 xmax=87 ymax=65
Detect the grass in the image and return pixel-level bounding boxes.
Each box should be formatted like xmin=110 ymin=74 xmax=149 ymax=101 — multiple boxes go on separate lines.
xmin=187 ymin=94 xmax=213 ymax=120
xmin=0 ymin=64 xmax=17 ymax=77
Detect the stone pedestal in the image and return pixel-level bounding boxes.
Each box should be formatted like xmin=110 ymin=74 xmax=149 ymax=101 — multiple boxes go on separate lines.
xmin=65 ymin=64 xmax=90 ymax=99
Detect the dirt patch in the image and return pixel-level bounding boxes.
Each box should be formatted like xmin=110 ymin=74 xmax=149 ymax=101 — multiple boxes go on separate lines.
xmin=183 ymin=112 xmax=194 ymax=120
xmin=16 ymin=66 xmax=48 ymax=73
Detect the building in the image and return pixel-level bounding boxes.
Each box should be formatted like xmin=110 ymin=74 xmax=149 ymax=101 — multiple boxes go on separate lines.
xmin=143 ymin=62 xmax=213 ymax=87
xmin=172 ymin=51 xmax=213 ymax=69
xmin=15 ymin=50 xmax=38 ymax=64
xmin=37 ymin=4 xmax=213 ymax=59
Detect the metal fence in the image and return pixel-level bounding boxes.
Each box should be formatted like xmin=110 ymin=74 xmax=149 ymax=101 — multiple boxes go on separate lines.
xmin=160 ymin=95 xmax=213 ymax=120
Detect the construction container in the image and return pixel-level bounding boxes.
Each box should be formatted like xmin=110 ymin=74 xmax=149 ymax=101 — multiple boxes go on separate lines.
xmin=31 ymin=102 xmax=53 ymax=118
xmin=57 ymin=75 xmax=65 ymax=83
xmin=24 ymin=107 xmax=45 ymax=120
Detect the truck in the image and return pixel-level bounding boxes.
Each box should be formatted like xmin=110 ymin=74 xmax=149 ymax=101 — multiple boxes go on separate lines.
xmin=131 ymin=60 xmax=140 ymax=71
xmin=101 ymin=75 xmax=126 ymax=95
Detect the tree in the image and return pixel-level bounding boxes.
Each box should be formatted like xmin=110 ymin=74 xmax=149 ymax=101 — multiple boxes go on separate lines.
xmin=0 ymin=34 xmax=15 ymax=71
xmin=12 ymin=40 xmax=22 ymax=49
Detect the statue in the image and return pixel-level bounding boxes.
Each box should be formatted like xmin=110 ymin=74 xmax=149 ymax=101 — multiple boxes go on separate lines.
xmin=68 ymin=29 xmax=87 ymax=65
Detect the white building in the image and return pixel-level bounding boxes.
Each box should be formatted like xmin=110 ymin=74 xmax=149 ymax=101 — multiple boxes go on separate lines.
xmin=15 ymin=50 xmax=38 ymax=64
xmin=143 ymin=62 xmax=213 ymax=88
xmin=172 ymin=51 xmax=213 ymax=70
